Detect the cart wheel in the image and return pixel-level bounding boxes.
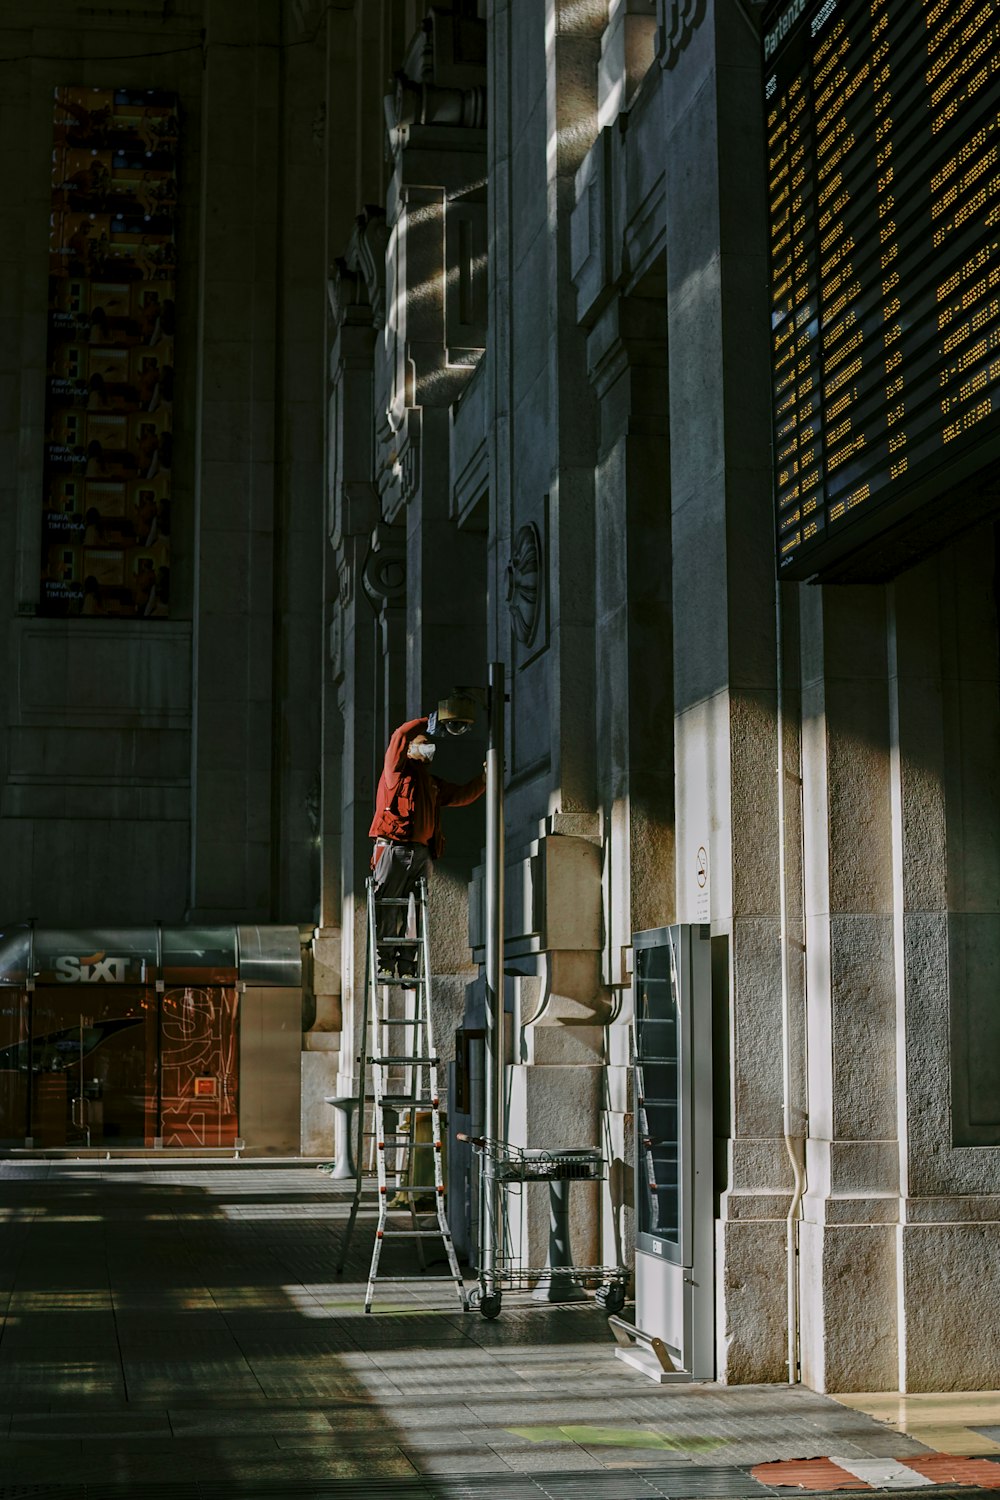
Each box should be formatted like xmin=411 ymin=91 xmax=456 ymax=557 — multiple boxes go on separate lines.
xmin=596 ymin=1282 xmax=626 ymax=1314
xmin=479 ymin=1292 xmax=502 ymax=1320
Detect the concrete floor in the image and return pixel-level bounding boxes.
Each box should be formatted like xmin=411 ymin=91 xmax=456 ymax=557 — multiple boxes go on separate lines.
xmin=0 ymin=1161 xmax=994 ymax=1498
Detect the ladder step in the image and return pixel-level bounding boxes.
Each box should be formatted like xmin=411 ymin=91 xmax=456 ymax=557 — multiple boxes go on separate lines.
xmin=380 ymin=1097 xmax=437 ymax=1108
xmin=377 ymin=1228 xmax=453 ymax=1238
xmin=346 ymin=1206 xmax=441 ymax=1215
xmin=374 ymin=977 xmax=427 ymax=988
xmin=376 ymin=1018 xmax=426 ymax=1027
xmin=357 ymin=1100 xmax=419 ymax=1110
xmin=371 ymin=1055 xmax=437 ymax=1065
xmin=373 ymin=897 xmax=415 ymax=907
xmin=361 ymin=1130 xmax=426 ymax=1140
xmin=378 ymin=937 xmax=421 ymax=945
xmin=369 ymin=1275 xmax=466 ymax=1283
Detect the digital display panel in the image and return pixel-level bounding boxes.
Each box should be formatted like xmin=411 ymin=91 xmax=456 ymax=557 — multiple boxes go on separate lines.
xmin=764 ymin=0 xmax=1000 ymax=579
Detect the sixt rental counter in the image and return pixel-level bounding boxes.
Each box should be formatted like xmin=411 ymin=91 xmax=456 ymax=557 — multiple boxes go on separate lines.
xmin=0 ymin=923 xmax=302 ymax=1153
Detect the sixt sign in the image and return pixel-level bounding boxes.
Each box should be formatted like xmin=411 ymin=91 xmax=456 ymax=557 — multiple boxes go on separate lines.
xmin=54 ymin=954 xmax=130 ymax=983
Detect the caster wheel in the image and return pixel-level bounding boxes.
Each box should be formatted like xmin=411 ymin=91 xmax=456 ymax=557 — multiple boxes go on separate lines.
xmin=479 ymin=1293 xmax=502 ymax=1320
xmin=596 ymin=1282 xmax=626 ymax=1314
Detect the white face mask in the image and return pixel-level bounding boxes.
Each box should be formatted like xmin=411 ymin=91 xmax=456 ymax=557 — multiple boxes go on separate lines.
xmin=409 ymin=741 xmax=436 ymax=762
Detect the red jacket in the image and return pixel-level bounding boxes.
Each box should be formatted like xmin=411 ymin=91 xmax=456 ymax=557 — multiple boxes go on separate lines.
xmin=369 ymin=717 xmax=485 ymax=859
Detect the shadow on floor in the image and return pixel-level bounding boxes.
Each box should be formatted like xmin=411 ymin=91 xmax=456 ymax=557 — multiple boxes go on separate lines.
xmin=0 ymin=1163 xmax=631 ymax=1494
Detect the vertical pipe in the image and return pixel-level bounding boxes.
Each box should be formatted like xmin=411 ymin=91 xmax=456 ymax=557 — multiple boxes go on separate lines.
xmin=776 ymin=579 xmax=806 ymax=1384
xmin=155 ymin=920 xmax=163 ymax=1146
xmin=482 ymin=660 xmax=505 ymax=1284
xmin=25 ymin=920 xmax=35 ymax=1146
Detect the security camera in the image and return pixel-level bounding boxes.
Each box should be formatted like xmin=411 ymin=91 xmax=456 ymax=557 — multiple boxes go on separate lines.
xmin=429 ymin=689 xmax=481 ymax=738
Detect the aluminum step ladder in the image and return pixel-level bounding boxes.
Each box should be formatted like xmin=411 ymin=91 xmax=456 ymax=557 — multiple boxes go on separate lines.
xmin=335 ymin=875 xmax=468 ymax=1313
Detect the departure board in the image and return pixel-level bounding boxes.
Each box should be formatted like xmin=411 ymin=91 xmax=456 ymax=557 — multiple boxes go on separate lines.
xmin=764 ymin=0 xmax=1000 ymax=579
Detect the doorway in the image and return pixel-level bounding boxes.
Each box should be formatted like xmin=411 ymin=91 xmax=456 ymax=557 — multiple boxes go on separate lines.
xmin=29 ymin=984 xmax=152 ymax=1148
xmin=0 ymin=984 xmax=240 ymax=1149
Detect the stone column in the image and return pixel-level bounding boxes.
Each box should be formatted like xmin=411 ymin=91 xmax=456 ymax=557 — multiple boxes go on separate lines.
xmin=495 ymin=0 xmax=608 ymax=1280
xmin=325 ymin=265 xmax=380 ymax=1122
xmin=542 ymin=0 xmax=604 ymax=821
xmin=588 ymin=289 xmax=673 ymax=1272
xmin=376 ymin=14 xmax=491 ymax=1056
xmin=797 ymin=585 xmax=898 ymax=1393
xmin=663 ymin=0 xmax=788 ymax=1381
xmin=269 ymin=2 xmax=327 ymax=926
xmin=888 ymin=529 xmax=1000 ymax=1391
xmin=190 ymin=0 xmax=281 ymax=920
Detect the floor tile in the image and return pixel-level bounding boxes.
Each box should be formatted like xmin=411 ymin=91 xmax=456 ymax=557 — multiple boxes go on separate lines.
xmin=1 ymin=1163 xmax=990 ymax=1491
xmin=835 ymin=1389 xmax=1000 ymax=1457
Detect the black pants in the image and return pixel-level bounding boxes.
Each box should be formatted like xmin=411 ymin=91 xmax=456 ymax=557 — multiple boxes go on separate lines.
xmin=371 ymin=841 xmax=431 ymax=974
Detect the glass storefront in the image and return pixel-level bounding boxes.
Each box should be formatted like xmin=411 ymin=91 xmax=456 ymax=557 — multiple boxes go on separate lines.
xmin=0 ymin=983 xmax=239 ymax=1149
xmin=0 ymin=923 xmax=300 ymax=1151
xmin=160 ymin=985 xmax=239 ymax=1148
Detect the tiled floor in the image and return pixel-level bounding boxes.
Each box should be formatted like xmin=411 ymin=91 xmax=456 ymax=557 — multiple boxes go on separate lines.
xmin=0 ymin=1160 xmax=993 ymax=1497
xmin=835 ymin=1394 xmax=1000 ymax=1459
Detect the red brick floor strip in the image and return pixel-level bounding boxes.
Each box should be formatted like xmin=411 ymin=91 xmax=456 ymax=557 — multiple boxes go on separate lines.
xmin=901 ymin=1455 xmax=1000 ymax=1488
xmin=751 ymin=1458 xmax=873 ymax=1490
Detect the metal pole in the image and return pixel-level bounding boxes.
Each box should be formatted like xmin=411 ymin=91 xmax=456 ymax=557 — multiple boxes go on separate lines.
xmin=482 ymin=661 xmax=505 ymax=1286
xmin=776 ymin=578 xmax=805 ymax=1384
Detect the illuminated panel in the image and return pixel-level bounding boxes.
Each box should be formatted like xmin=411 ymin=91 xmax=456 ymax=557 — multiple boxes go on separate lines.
xmin=764 ymin=0 xmax=1000 ymax=579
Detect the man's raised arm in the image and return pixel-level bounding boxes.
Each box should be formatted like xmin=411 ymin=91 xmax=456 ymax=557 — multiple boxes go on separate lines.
xmin=436 ymin=768 xmax=487 ymax=808
xmin=382 ymin=717 xmax=428 ymax=790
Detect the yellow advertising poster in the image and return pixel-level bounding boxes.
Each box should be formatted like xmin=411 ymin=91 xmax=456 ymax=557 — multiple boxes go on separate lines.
xmin=43 ymin=87 xmax=176 ymax=618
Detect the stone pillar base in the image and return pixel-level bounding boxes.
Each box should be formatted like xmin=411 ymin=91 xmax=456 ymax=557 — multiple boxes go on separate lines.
xmin=715 ymin=1211 xmax=790 ymax=1385
xmin=897 ymin=1215 xmax=1000 ymax=1392
xmin=505 ymin=1060 xmax=604 ymax=1279
xmin=300 ymin=1050 xmax=341 ymax=1157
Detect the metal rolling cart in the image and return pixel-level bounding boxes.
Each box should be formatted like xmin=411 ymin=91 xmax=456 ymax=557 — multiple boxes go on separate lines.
xmin=463 ymin=1135 xmax=628 ymax=1319
xmin=460 ymin=663 xmax=627 ymax=1320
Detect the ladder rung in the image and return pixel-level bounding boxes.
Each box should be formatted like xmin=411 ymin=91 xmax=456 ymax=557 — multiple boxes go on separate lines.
xmin=358 ymin=1106 xmax=427 ymax=1116
xmin=380 ymin=937 xmax=421 ymax=945
xmin=369 ymin=1275 xmax=465 ymax=1283
xmin=374 ymin=897 xmax=415 ymax=907
xmin=374 ymin=977 xmax=426 ymax=987
xmin=376 ymin=1019 xmax=426 ymax=1027
xmin=377 ymin=1228 xmax=452 ymax=1238
xmin=380 ymin=1097 xmax=437 ymax=1107
xmin=371 ymin=1055 xmax=437 ymax=1065
xmin=345 ymin=1206 xmax=441 ymax=1215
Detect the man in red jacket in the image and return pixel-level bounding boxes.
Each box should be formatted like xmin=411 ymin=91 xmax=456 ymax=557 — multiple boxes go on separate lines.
xmin=369 ymin=716 xmax=485 ymax=978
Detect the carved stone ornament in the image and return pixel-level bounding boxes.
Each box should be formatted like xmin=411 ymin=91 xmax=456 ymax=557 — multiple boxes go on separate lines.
xmin=327 ymin=256 xmax=362 ymax=325
xmin=329 ymin=609 xmax=344 ymax=686
xmin=305 ymin=770 xmax=321 ymax=836
xmin=337 ymin=553 xmax=353 ymax=609
xmin=506 ymin=523 xmax=542 ymax=646
xmin=328 ymin=208 xmax=389 ymax=331
xmin=353 ymin=207 xmax=389 ymax=329
xmin=362 ymin=526 xmax=406 ymax=611
xmin=388 ymin=71 xmax=487 ymax=135
xmin=659 ymin=0 xmax=707 ymax=68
